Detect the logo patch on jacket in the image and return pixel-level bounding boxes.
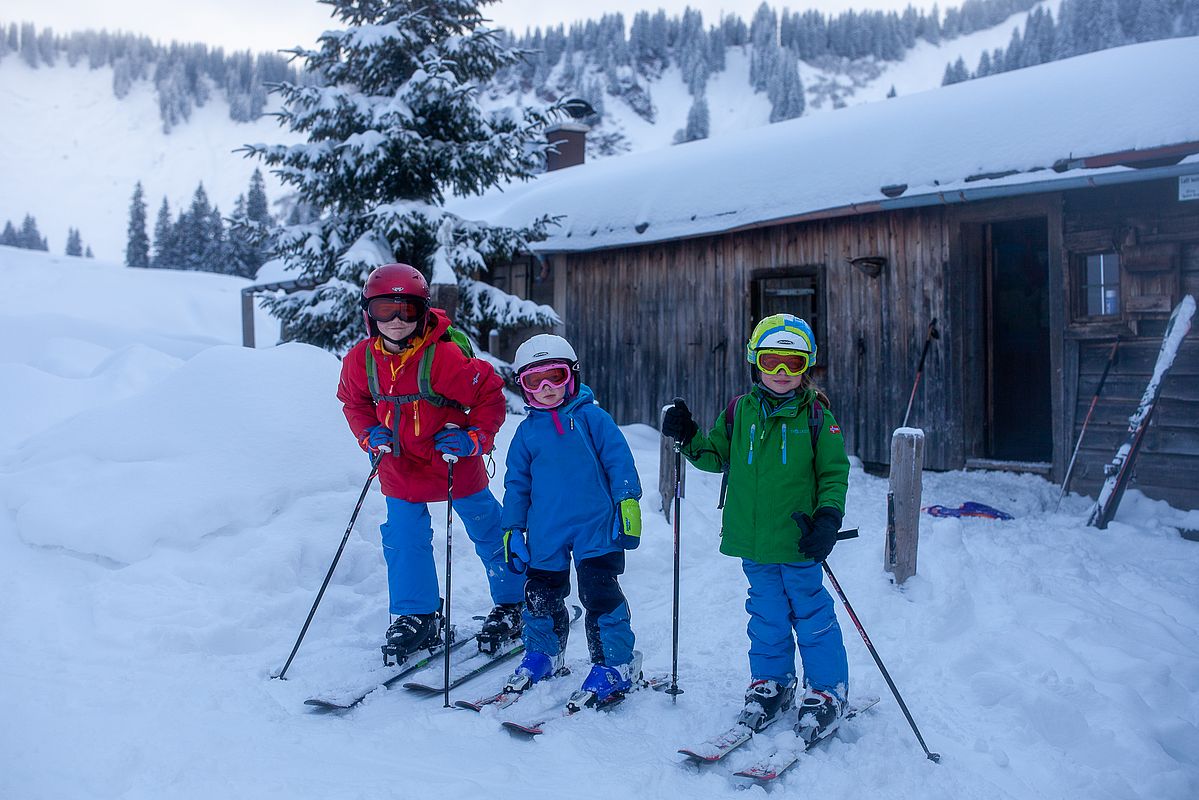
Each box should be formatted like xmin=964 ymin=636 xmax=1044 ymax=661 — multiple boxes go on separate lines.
xmin=828 ymin=424 xmax=841 ymax=434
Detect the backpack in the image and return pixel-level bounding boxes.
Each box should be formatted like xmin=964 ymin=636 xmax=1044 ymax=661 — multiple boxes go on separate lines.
xmin=365 ymin=326 xmax=474 ymax=413
xmin=717 ymin=393 xmax=824 ymax=508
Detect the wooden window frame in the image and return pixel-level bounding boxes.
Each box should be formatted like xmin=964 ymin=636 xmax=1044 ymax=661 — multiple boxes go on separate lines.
xmin=1072 ymin=250 xmax=1122 ymax=323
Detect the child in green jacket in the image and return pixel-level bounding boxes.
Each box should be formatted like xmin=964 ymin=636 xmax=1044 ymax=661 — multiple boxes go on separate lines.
xmin=661 ymin=313 xmax=851 ymax=741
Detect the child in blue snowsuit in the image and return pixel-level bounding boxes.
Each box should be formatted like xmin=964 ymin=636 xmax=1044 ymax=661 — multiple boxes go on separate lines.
xmin=500 ymin=334 xmax=644 ymax=703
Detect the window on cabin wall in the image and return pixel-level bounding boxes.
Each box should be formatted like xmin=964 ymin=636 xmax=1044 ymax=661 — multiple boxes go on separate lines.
xmin=751 ymin=269 xmax=826 ymax=369
xmin=1075 ymin=252 xmax=1121 ymax=319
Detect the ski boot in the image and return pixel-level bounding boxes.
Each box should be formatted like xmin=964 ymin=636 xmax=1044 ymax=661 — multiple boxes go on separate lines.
xmin=795 ymin=687 xmax=845 ymax=743
xmin=567 ymin=650 xmax=643 ymax=712
xmin=502 ymin=650 xmax=565 ymax=693
xmin=381 ymin=607 xmax=444 ymax=666
xmin=737 ymin=677 xmax=797 ymax=732
xmin=476 ymin=602 xmax=523 ymax=655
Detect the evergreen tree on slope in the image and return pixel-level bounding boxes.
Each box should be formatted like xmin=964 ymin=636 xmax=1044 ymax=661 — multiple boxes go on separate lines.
xmin=246 ymin=0 xmax=563 ymax=353
xmin=126 ymin=182 xmax=151 ymax=268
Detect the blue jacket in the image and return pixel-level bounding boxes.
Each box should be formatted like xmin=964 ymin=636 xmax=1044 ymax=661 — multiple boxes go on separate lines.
xmin=502 ymin=384 xmax=642 ymax=570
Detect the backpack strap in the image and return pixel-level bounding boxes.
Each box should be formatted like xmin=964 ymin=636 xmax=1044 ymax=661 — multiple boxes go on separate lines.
xmin=362 ymin=340 xmax=465 ymax=412
xmin=808 ymin=398 xmax=823 ymax=453
xmin=717 ymin=394 xmax=745 ymax=509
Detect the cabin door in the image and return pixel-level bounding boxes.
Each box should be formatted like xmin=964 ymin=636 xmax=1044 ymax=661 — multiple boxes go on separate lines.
xmin=984 ymin=218 xmax=1052 ymax=463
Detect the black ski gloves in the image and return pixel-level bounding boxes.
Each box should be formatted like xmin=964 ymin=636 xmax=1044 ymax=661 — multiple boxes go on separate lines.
xmin=792 ymin=507 xmax=844 ymax=563
xmin=661 ymin=398 xmax=699 ymax=446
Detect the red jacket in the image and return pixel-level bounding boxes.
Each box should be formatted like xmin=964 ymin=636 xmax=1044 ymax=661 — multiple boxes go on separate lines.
xmin=337 ymin=309 xmax=505 ymax=503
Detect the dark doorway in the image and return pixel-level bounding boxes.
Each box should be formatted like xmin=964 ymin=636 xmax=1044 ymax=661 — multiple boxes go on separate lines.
xmin=986 ymin=218 xmax=1052 ymax=462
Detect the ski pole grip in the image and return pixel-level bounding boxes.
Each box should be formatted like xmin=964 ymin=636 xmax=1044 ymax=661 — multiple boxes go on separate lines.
xmin=441 ymin=423 xmax=459 ymax=464
xmin=837 ymin=528 xmax=860 ymax=541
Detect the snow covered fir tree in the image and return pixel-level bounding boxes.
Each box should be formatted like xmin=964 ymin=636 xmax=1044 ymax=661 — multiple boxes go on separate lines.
xmin=247 ymin=0 xmax=564 ymax=353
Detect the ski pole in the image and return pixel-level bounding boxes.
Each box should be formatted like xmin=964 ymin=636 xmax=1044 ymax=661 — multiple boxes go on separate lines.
xmin=441 ymin=426 xmax=460 ymax=709
xmin=668 ymin=406 xmax=686 ymax=698
xmin=901 ymin=319 xmax=940 ymax=429
xmin=1057 ymin=338 xmax=1119 ymax=510
xmin=274 ymin=449 xmax=387 ymax=680
xmin=821 ymin=556 xmax=941 ymax=763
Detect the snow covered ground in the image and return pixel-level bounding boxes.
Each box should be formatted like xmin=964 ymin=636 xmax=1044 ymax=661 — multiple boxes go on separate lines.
xmin=3 ymin=245 xmax=1198 ymax=799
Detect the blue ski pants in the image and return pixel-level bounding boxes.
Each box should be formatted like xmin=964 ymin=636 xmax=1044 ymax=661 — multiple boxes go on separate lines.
xmin=380 ymin=487 xmax=525 ymax=615
xmin=742 ymin=559 xmax=848 ymax=699
xmin=523 ymin=550 xmax=634 ymax=667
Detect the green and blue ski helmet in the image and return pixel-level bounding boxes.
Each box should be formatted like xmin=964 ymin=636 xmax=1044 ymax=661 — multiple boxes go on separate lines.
xmin=745 ymin=314 xmax=817 ymax=367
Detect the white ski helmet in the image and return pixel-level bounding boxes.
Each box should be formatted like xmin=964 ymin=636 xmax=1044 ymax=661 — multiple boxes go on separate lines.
xmin=513 ymin=333 xmax=578 ymax=373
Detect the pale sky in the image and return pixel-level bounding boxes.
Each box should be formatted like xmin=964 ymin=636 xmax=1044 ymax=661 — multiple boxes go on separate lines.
xmin=6 ymin=1 xmax=938 ymax=53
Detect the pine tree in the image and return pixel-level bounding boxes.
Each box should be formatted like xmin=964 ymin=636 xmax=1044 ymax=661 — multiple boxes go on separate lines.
xmin=19 ymin=215 xmax=47 ymax=250
xmin=977 ymin=49 xmax=993 ymax=77
xmin=1004 ymin=27 xmax=1024 ymax=72
xmin=887 ymin=84 xmax=897 ymax=98
xmin=1 ymin=220 xmax=17 ymax=246
xmin=769 ymin=49 xmax=805 ymax=122
xmin=244 ymin=0 xmax=564 ymax=352
xmin=152 ymin=197 xmax=175 ymax=268
xmin=1133 ymin=0 xmax=1173 ymax=41
xmin=66 ymin=228 xmax=83 ymax=256
xmin=749 ymin=4 xmax=778 ymax=91
xmin=85 ymin=246 xmax=94 ymax=258
xmin=678 ymin=94 xmax=710 ymax=142
xmin=126 ymin=182 xmax=151 ymax=267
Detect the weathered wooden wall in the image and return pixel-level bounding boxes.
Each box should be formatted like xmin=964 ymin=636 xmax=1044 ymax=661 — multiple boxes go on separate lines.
xmin=1060 ymin=181 xmax=1199 ymax=510
xmin=550 ymin=178 xmax=1198 ymax=509
xmin=560 ymin=206 xmax=962 ymax=471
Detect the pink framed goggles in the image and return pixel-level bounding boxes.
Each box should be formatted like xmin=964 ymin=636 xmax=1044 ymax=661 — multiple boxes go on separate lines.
xmin=518 ymin=361 xmax=573 ymax=394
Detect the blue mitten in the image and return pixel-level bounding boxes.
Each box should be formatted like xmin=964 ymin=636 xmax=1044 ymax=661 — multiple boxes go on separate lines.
xmin=358 ymin=424 xmax=393 ymax=458
xmin=503 ymin=530 xmax=530 ymax=574
xmin=433 ymin=427 xmax=484 ymax=457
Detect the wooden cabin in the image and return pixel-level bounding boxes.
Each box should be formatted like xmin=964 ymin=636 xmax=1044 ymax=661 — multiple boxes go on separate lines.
xmin=459 ymin=38 xmax=1199 ymax=510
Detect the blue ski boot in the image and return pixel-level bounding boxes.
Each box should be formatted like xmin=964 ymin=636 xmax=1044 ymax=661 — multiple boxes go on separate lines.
xmin=573 ymin=650 xmax=644 ymax=708
xmin=503 ymin=651 xmax=563 ymax=693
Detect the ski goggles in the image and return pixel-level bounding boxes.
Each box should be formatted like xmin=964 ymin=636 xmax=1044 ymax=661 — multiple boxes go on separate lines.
xmin=518 ymin=362 xmax=573 ymax=393
xmin=754 ymin=348 xmax=811 ymax=376
xmin=366 ymin=295 xmax=425 ymax=323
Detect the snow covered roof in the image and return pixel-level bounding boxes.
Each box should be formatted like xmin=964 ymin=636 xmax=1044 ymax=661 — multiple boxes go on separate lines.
xmin=451 ymin=37 xmax=1199 ymax=253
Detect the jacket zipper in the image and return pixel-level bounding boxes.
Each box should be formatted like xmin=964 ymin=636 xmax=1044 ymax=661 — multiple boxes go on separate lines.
xmin=781 ymin=422 xmax=788 ymax=465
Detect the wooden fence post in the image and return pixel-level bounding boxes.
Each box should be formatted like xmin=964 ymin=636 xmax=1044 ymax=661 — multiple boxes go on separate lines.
xmin=659 ymin=432 xmax=684 ymax=521
xmin=241 ymin=288 xmax=256 ymax=348
xmin=886 ymin=428 xmax=924 ymax=584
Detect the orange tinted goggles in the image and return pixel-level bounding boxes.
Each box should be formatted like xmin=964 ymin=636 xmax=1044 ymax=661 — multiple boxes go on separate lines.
xmin=755 ymin=350 xmax=811 ymax=376
xmin=367 ymin=296 xmax=425 ymax=323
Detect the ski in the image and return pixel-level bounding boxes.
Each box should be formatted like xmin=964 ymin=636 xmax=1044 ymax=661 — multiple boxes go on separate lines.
xmin=401 ymin=637 xmax=525 ymax=694
xmin=454 ymin=664 xmax=575 ymax=713
xmin=677 ymin=691 xmax=806 ymax=764
xmin=1089 ymin=294 xmax=1195 ymax=529
xmin=677 ymin=724 xmax=756 ymax=764
xmin=502 ymin=674 xmax=671 ymax=737
xmin=304 ymin=625 xmax=476 ymax=710
xmin=405 ymin=605 xmax=582 ymax=695
xmin=733 ymin=696 xmax=881 ymax=782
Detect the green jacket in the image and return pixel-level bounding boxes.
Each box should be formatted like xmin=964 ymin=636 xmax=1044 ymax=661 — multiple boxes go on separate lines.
xmin=681 ymin=386 xmax=850 ymax=564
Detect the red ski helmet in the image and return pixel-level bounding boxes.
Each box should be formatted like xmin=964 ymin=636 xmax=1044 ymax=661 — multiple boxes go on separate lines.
xmin=361 ymin=263 xmax=429 ymax=336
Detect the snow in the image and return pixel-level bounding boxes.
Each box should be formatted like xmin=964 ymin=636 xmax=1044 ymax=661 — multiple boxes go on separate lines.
xmin=0 ymin=59 xmax=304 ymax=261
xmin=452 ymin=37 xmax=1199 ymax=252
xmin=4 ymin=245 xmax=1199 ymax=799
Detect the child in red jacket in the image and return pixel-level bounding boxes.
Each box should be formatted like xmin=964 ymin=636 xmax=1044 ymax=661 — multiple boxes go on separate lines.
xmin=337 ymin=263 xmax=524 ymax=658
